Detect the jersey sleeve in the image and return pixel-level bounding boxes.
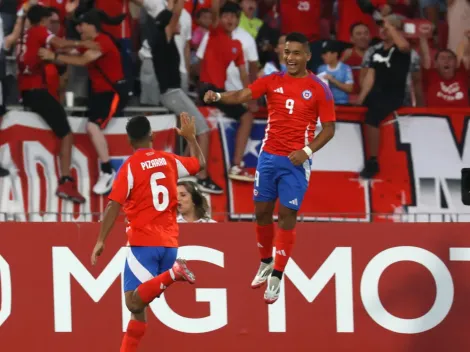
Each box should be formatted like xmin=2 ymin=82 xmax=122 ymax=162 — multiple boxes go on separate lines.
xmin=108 ymin=161 xmax=133 ymax=204
xmin=234 ymin=40 xmax=245 ymax=67
xmin=174 ymin=155 xmax=200 ymax=178
xmin=37 ymin=26 xmax=55 ymax=46
xmin=249 ymin=75 xmax=271 ymax=99
xmin=316 ymin=81 xmax=336 ymax=123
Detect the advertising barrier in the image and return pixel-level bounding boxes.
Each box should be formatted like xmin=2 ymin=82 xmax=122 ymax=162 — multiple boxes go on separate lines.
xmin=1 ymin=223 xmax=470 ymax=351
xmin=1 ymin=107 xmax=470 ymax=222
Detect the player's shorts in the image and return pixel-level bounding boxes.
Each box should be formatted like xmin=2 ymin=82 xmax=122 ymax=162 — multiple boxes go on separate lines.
xmin=123 ymin=246 xmax=177 ymax=292
xmin=199 ymin=83 xmax=247 ymax=120
xmin=22 ymin=88 xmax=71 ymax=138
xmin=254 ymin=151 xmax=311 ymax=211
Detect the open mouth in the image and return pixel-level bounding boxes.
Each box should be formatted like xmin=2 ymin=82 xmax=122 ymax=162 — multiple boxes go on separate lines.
xmin=287 ymin=62 xmax=297 ymax=69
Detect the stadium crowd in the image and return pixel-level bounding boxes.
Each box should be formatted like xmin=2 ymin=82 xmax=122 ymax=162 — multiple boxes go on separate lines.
xmin=0 ymin=0 xmax=469 ymax=197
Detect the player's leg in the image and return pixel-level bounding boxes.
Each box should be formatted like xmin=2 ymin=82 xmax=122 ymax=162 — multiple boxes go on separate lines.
xmin=251 ymin=152 xmax=278 ymax=288
xmin=22 ymin=89 xmax=85 ymax=203
xmin=264 ymin=157 xmax=310 ymax=304
xmin=120 ymin=307 xmax=147 ymax=352
xmin=87 ymin=91 xmax=118 ymax=194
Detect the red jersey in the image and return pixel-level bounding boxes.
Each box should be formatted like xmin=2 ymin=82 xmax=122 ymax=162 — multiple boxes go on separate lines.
xmin=109 ymin=149 xmax=200 ymax=247
xmin=342 ymin=49 xmax=364 ymax=94
xmin=336 ymin=0 xmax=379 ymax=43
xmin=18 ymin=26 xmax=55 ymax=92
xmin=280 ymin=0 xmax=321 ymax=42
xmin=249 ymin=72 xmax=336 ymax=156
xmin=198 ymin=26 xmax=244 ymax=89
xmin=95 ymin=0 xmax=131 ymax=39
xmin=45 ymin=64 xmax=60 ymax=101
xmin=85 ymin=34 xmax=124 ymax=93
xmin=423 ymin=65 xmax=469 ymax=107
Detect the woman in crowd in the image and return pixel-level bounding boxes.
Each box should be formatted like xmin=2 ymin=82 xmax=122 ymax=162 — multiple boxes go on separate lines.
xmin=177 ymin=181 xmax=216 ymax=223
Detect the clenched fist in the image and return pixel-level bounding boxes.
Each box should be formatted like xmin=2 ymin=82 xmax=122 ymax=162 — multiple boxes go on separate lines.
xmin=204 ymin=90 xmax=220 ymax=104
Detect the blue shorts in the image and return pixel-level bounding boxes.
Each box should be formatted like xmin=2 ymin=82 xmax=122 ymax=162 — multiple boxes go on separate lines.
xmin=123 ymin=246 xmax=177 ymax=292
xmin=254 ymin=151 xmax=311 ymax=211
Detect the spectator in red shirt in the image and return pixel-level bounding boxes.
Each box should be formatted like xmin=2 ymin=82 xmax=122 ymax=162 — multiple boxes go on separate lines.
xmin=336 ymin=0 xmax=379 ymax=44
xmin=197 ymin=1 xmax=255 ymax=182
xmin=420 ymin=29 xmax=470 ymax=107
xmin=39 ymin=9 xmax=129 ymax=195
xmin=342 ymin=22 xmax=371 ymax=98
xmin=94 ymin=0 xmax=133 ymax=95
xmin=279 ymin=0 xmax=323 ymax=72
xmin=18 ymin=5 xmax=98 ymax=203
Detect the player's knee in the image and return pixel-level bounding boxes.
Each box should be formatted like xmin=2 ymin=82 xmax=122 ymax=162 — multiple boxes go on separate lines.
xmin=255 ymin=203 xmax=274 ymax=225
xmin=278 ymin=206 xmax=297 ymax=230
xmin=125 ymin=296 xmax=145 ymax=315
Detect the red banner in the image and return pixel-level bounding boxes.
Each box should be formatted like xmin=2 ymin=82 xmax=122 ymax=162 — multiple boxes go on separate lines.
xmin=1 ymin=223 xmax=470 ymax=351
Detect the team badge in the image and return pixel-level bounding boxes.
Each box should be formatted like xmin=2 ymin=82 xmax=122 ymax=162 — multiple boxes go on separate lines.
xmin=232 ymin=47 xmax=237 ymax=54
xmin=302 ymin=90 xmax=312 ymax=100
xmin=253 ymin=189 xmax=258 ymax=196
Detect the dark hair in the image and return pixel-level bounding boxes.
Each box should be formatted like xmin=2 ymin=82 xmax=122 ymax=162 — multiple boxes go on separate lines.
xmin=349 ymin=22 xmax=368 ymax=35
xmin=178 ymin=181 xmax=210 ymax=220
xmin=48 ymin=7 xmax=60 ymax=18
xmin=220 ymin=1 xmax=241 ymax=17
xmin=196 ymin=8 xmax=211 ymax=18
xmin=126 ymin=115 xmax=151 ymax=142
xmin=285 ymin=32 xmax=310 ymax=52
xmin=435 ymin=49 xmax=457 ymax=61
xmin=27 ymin=5 xmax=52 ymax=25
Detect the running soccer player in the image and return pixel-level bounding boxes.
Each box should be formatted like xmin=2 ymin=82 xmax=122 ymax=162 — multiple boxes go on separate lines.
xmin=204 ymin=32 xmax=336 ymax=304
xmin=91 ymin=113 xmax=205 ymax=352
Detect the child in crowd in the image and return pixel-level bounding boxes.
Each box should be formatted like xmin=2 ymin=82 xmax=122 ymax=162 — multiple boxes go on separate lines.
xmin=317 ymin=40 xmax=354 ymax=105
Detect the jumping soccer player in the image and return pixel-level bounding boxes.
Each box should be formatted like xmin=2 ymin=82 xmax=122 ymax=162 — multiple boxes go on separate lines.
xmin=204 ymin=32 xmax=336 ymax=304
xmin=91 ymin=113 xmax=205 ymax=352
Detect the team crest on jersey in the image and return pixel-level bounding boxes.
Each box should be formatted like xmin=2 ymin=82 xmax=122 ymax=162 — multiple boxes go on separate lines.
xmin=232 ymin=47 xmax=237 ymax=54
xmin=302 ymin=90 xmax=312 ymax=100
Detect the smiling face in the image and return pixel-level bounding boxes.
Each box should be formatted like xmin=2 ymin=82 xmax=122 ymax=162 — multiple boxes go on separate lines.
xmin=177 ymin=185 xmax=194 ymax=216
xmin=283 ymin=40 xmax=311 ymax=76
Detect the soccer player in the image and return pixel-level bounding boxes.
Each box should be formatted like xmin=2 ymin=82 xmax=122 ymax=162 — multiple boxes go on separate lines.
xmin=204 ymin=32 xmax=336 ymax=304
xmin=90 ymin=113 xmax=205 ymax=352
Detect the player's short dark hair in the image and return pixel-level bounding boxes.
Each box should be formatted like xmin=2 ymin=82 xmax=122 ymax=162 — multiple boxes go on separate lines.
xmin=28 ymin=5 xmax=52 ymax=25
xmin=220 ymin=1 xmax=241 ymax=17
xmin=285 ymin=32 xmax=310 ymax=52
xmin=349 ymin=22 xmax=368 ymax=35
xmin=126 ymin=115 xmax=151 ymax=142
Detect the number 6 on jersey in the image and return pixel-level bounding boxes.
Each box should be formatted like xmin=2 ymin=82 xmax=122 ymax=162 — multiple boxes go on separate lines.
xmin=150 ymin=172 xmax=169 ymax=211
xmin=285 ymin=99 xmax=294 ymax=114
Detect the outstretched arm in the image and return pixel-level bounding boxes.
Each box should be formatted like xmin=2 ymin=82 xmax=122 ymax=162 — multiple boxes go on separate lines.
xmin=204 ymin=88 xmax=253 ymax=105
xmin=91 ymin=200 xmax=121 ymax=265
